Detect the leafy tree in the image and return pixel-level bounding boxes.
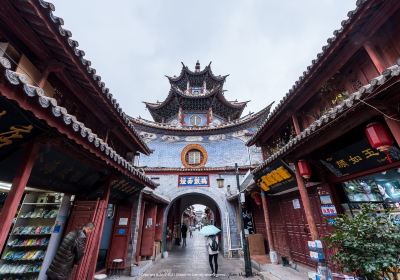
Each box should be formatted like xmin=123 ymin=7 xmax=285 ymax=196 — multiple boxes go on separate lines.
xmin=326 ymin=204 xmax=400 ymax=279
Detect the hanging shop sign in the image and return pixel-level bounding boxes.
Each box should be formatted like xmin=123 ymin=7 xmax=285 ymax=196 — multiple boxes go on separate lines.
xmin=320 ymin=138 xmax=400 ymax=177
xmin=319 ymin=195 xmax=333 ymax=205
xmin=178 ymin=175 xmax=209 ymax=187
xmin=0 ymin=97 xmax=41 ymax=153
xmin=308 ymin=240 xmax=324 ymax=262
xmin=242 ymin=209 xmax=255 ymax=234
xmin=321 ymin=204 xmax=337 ymax=217
xmin=255 ymin=160 xmax=296 ymax=193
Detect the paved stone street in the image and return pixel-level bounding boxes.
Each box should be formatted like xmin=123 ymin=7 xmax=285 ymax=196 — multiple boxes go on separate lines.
xmin=117 ymin=231 xmax=262 ymax=279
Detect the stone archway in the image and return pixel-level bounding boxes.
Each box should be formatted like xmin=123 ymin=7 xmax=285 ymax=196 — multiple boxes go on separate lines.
xmin=161 ymin=188 xmax=231 ymax=256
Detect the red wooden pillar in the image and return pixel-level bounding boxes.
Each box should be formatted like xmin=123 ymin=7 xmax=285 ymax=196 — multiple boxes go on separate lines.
xmin=155 ymin=205 xmax=164 ymax=242
xmin=0 ymin=144 xmax=37 ymax=252
xmin=291 ymin=114 xmax=319 ymax=241
xmin=260 ymin=191 xmax=278 ymax=264
xmin=140 ymin=203 xmax=157 ymax=257
xmin=135 ymin=200 xmax=146 ymax=263
xmin=294 ymin=163 xmax=319 ymax=241
xmin=292 ymin=114 xmax=301 ymax=135
xmin=364 ymin=42 xmax=386 ymax=73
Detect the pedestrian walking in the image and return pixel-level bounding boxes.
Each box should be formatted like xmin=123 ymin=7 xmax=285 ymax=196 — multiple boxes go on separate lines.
xmin=207 ymin=234 xmax=219 ymax=277
xmin=46 ymin=222 xmax=95 ymax=280
xmin=181 ymin=223 xmax=188 ymax=247
xmin=189 ymin=226 xmax=193 ymax=238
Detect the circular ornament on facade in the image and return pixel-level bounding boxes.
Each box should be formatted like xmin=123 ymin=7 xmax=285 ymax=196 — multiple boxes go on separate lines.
xmin=181 ymin=144 xmax=208 ymax=168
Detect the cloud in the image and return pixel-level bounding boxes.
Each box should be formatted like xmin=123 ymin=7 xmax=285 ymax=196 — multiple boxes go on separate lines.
xmin=51 ymin=0 xmax=355 ymax=119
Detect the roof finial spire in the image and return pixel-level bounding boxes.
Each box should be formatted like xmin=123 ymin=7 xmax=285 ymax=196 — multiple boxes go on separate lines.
xmin=195 ymin=60 xmax=200 ymax=72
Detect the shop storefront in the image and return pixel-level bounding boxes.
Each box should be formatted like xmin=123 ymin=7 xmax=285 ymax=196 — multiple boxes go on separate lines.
xmin=0 ymin=57 xmax=156 ymax=279
xmin=0 ymin=191 xmax=70 ymax=278
xmin=253 ymin=158 xmax=335 ymax=267
xmin=317 ymin=120 xmax=400 ymax=218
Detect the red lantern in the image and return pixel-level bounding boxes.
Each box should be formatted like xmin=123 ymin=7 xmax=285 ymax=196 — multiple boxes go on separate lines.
xmin=365 ymin=122 xmax=394 ymax=152
xmin=365 ymin=122 xmax=394 ymax=163
xmin=251 ymin=192 xmax=262 ymax=206
xmin=298 ymin=160 xmax=312 ymax=180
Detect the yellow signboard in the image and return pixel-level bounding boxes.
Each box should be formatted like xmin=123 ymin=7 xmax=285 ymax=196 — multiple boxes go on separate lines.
xmin=257 ymin=166 xmax=292 ymax=191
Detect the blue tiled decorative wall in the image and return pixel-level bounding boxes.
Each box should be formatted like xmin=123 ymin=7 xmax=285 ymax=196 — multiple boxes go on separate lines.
xmin=139 ymin=128 xmax=263 ymax=168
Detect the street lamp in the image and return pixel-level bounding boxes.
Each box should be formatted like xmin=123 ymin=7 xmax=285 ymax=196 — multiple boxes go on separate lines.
xmin=235 ymin=163 xmax=253 ymax=277
xmin=216 ymin=175 xmax=224 ymax=188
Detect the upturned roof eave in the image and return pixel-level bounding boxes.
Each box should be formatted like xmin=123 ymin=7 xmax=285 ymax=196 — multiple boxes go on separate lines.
xmin=247 ymin=0 xmax=375 ymax=147
xmin=131 ymin=102 xmax=273 ymax=133
xmin=167 ymin=62 xmax=228 ymax=83
xmin=16 ymin=0 xmax=151 ymax=155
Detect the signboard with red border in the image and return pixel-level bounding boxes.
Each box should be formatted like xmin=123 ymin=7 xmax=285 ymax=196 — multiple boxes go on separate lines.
xmin=178 ymin=175 xmax=209 ymax=187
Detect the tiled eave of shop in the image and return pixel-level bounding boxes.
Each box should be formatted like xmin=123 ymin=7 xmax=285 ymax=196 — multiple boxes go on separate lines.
xmin=0 ymin=57 xmax=158 ymax=189
xmin=9 ymin=0 xmax=151 ymax=155
xmin=247 ymin=0 xmax=382 ymax=146
xmin=252 ymin=60 xmax=400 ymax=176
xmin=142 ymin=187 xmax=170 ymax=205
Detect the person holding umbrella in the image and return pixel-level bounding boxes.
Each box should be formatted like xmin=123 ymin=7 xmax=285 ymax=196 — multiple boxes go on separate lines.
xmin=200 ymin=225 xmax=221 ymax=277
xmin=207 ymin=234 xmax=219 ymax=277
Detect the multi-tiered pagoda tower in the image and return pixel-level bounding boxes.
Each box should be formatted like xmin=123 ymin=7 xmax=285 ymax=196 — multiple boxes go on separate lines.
xmin=131 ymin=61 xmax=272 ymax=256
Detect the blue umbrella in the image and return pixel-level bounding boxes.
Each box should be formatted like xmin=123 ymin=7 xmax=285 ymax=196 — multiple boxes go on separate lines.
xmin=199 ymin=225 xmax=221 ymax=236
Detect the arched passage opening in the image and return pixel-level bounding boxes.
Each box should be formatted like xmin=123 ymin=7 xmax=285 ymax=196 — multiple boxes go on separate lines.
xmin=162 ymin=192 xmax=224 ymax=255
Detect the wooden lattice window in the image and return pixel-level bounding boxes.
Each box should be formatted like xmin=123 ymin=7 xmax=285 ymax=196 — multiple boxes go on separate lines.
xmin=190 ymin=115 xmax=201 ymax=126
xmin=187 ymin=149 xmax=201 ymax=165
xmin=181 ymin=144 xmax=208 ymax=168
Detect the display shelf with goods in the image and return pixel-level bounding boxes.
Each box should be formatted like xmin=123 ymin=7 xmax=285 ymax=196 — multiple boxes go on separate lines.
xmin=0 ymin=192 xmax=68 ymax=280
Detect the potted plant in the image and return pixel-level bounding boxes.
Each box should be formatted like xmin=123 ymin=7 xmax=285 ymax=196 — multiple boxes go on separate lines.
xmin=326 ymin=204 xmax=400 ymax=279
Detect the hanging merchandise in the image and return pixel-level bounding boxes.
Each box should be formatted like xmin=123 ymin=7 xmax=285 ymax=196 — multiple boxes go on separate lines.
xmin=0 ymin=192 xmax=69 ymax=280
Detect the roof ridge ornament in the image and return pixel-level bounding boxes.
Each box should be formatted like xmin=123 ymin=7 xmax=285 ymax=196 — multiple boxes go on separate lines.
xmin=195 ymin=60 xmax=200 ymax=72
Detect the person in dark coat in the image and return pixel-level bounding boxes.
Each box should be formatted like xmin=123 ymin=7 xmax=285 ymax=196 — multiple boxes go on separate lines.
xmin=46 ymin=222 xmax=95 ymax=280
xmin=181 ymin=223 xmax=188 ymax=247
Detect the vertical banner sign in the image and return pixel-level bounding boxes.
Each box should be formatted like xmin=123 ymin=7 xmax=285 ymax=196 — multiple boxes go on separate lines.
xmin=178 ymin=175 xmax=209 ymax=187
xmin=242 ymin=209 xmax=255 ymax=234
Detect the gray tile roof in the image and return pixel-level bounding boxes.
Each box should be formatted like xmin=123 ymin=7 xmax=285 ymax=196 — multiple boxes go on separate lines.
xmin=247 ymin=0 xmax=373 ymax=146
xmin=12 ymin=0 xmax=151 ymax=154
xmin=0 ymin=56 xmax=157 ymax=188
xmin=252 ymin=60 xmax=400 ymax=175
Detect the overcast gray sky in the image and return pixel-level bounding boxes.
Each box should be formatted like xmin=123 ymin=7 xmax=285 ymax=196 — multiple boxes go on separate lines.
xmin=51 ymin=0 xmax=356 ymax=120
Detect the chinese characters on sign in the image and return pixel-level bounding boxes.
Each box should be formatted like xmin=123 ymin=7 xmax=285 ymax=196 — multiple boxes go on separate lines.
xmin=178 ymin=175 xmax=209 ymax=187
xmin=320 ymin=138 xmax=400 ymax=177
xmin=0 ymin=125 xmax=33 ymax=148
xmin=257 ymin=166 xmax=294 ymax=191
xmin=261 ymin=166 xmax=292 ymax=187
xmin=0 ymin=108 xmax=36 ymax=149
xmin=255 ymin=160 xmax=297 ymax=194
xmin=321 ymin=204 xmax=337 ymax=217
